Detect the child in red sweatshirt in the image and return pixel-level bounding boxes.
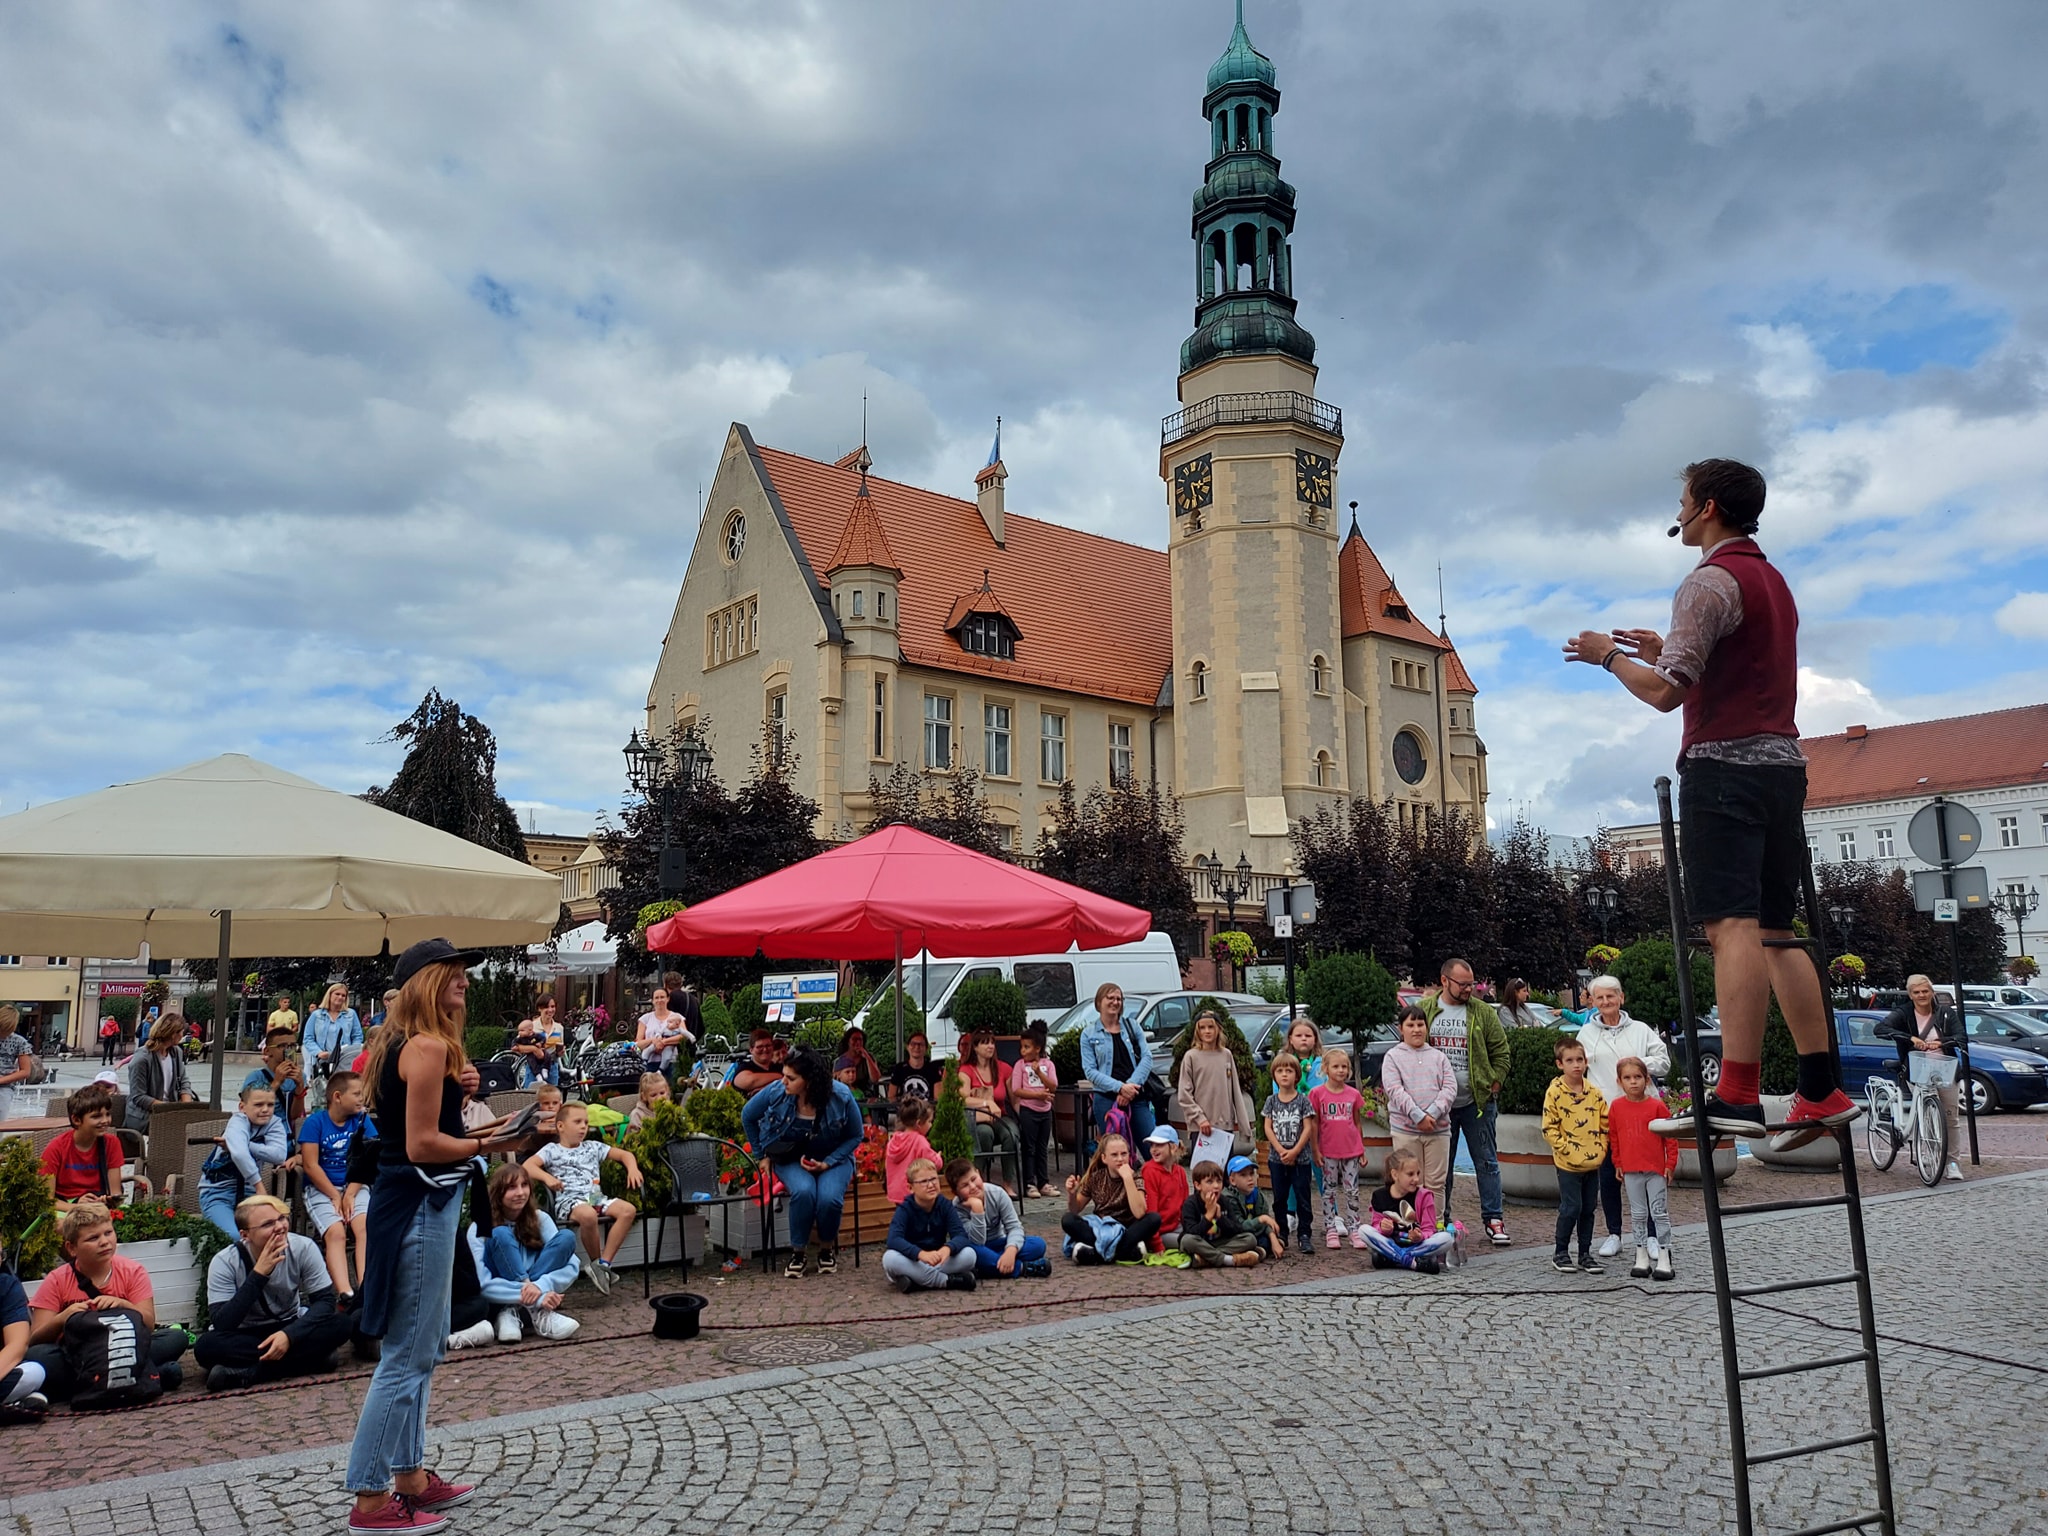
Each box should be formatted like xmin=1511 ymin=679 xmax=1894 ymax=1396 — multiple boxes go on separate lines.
xmin=1607 ymin=1056 xmax=1678 ymax=1281
xmin=1139 ymin=1127 xmax=1189 ymax=1253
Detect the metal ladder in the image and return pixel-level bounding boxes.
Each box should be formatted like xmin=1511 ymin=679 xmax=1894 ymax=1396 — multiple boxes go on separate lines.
xmin=1654 ymin=775 xmax=1898 ymax=1536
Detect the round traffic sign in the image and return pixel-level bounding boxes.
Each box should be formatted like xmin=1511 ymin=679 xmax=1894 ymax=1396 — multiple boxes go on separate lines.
xmin=1907 ymin=801 xmax=1982 ymax=866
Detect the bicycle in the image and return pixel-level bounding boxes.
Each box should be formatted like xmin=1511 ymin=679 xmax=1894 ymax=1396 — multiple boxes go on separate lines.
xmin=1864 ymin=1054 xmax=1951 ymax=1187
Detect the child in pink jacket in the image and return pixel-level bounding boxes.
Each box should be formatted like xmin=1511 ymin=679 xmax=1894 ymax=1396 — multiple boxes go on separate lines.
xmin=885 ymin=1098 xmax=940 ymax=1204
xmin=1380 ymin=1005 xmax=1458 ymax=1212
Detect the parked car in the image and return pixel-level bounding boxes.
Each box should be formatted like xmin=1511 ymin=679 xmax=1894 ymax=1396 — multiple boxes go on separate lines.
xmin=1963 ymin=1006 xmax=2048 ymax=1060
xmin=1047 ymin=990 xmax=1282 ymax=1100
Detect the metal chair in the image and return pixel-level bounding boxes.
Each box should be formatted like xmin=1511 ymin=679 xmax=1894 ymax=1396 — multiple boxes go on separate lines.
xmin=645 ymin=1135 xmax=764 ymax=1295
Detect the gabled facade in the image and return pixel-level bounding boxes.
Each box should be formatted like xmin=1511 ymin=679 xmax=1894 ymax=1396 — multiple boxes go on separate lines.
xmin=643 ymin=9 xmax=1484 ymax=867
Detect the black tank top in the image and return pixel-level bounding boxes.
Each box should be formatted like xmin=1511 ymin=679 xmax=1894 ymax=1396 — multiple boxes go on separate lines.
xmin=375 ymin=1040 xmax=468 ymax=1172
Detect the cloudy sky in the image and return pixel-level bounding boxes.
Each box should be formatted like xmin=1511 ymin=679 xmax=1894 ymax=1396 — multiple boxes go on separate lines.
xmin=3 ymin=0 xmax=2044 ymax=842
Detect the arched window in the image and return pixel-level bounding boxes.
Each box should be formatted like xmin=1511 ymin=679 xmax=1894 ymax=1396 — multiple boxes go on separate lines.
xmin=1310 ymin=654 xmax=1330 ymax=694
xmin=1191 ymin=660 xmax=1208 ymax=699
xmin=1315 ymin=751 xmax=1335 ymax=788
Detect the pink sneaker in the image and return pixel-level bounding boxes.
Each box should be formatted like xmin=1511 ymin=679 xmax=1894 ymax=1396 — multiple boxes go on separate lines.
xmin=347 ymin=1495 xmax=448 ymax=1534
xmin=1325 ymin=1227 xmax=1343 ymax=1249
xmin=1349 ymin=1229 xmax=1369 ymax=1250
xmin=1768 ymin=1089 xmax=1862 ymax=1153
xmin=416 ymin=1473 xmax=475 ymax=1512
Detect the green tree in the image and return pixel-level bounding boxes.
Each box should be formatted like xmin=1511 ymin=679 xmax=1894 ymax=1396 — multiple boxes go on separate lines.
xmin=1402 ymin=807 xmax=1497 ymax=982
xmin=1492 ymin=819 xmax=1575 ymax=991
xmin=930 ymin=1057 xmax=976 ymax=1164
xmin=1036 ymin=777 xmax=1198 ymax=956
xmin=1292 ymin=799 xmax=1410 ymax=979
xmin=864 ymin=762 xmax=1006 ymax=857
xmin=0 ymin=1137 xmax=59 ymax=1278
xmin=1299 ymin=952 xmax=1398 ymax=1041
xmin=950 ymin=975 xmax=1027 ymax=1037
xmin=365 ymin=689 xmax=529 ymax=861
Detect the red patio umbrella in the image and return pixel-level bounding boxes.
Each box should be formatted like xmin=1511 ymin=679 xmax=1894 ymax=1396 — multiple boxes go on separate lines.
xmin=644 ymin=825 xmax=1152 ymax=1053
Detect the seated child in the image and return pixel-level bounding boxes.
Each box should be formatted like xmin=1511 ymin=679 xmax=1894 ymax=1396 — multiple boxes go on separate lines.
xmin=532 ymin=1082 xmax=566 ymax=1142
xmin=523 ymin=1103 xmax=642 ymax=1295
xmin=943 ymin=1159 xmax=1050 ymax=1278
xmin=1174 ymin=1161 xmax=1262 ymax=1268
xmin=1362 ymin=1146 xmax=1456 ymax=1274
xmin=470 ymin=1164 xmax=581 ymax=1342
xmin=1222 ymin=1155 xmax=1284 ymax=1261
xmin=628 ymin=1071 xmax=673 ymax=1129
xmin=39 ymin=1083 xmax=125 ymax=1211
xmin=1140 ymin=1126 xmax=1188 ymax=1253
xmin=885 ymin=1098 xmax=939 ymax=1205
xmin=198 ymin=1084 xmax=290 ymax=1239
xmin=296 ymin=1070 xmax=376 ymax=1300
xmin=881 ymin=1159 xmax=978 ymax=1292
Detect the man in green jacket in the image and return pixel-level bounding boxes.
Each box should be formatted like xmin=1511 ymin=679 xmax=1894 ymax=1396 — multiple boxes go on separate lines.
xmin=1421 ymin=958 xmax=1512 ymax=1246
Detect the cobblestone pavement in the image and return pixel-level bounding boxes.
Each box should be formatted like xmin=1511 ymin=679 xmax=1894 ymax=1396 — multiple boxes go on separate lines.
xmin=8 ymin=1169 xmax=2045 ymax=1534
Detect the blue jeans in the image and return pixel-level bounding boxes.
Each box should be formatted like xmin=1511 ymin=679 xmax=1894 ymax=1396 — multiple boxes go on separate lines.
xmin=1555 ymin=1168 xmax=1599 ymax=1260
xmin=1268 ymin=1156 xmax=1315 ymax=1246
xmin=346 ymin=1190 xmax=460 ymax=1493
xmin=776 ymin=1160 xmax=853 ymax=1249
xmin=971 ymin=1235 xmax=1048 ymax=1276
xmin=1449 ymin=1099 xmax=1503 ymax=1224
xmin=1089 ymin=1091 xmax=1156 ymax=1152
xmin=521 ymin=1058 xmax=560 ymax=1088
xmin=483 ymin=1225 xmax=578 ymax=1287
xmin=198 ymin=1179 xmax=242 ymax=1239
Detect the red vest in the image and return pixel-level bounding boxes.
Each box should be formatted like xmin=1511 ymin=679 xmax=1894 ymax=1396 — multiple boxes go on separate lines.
xmin=1679 ymin=538 xmax=1799 ymax=759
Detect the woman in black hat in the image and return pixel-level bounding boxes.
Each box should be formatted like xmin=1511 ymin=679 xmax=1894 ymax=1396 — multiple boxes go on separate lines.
xmin=342 ymin=940 xmax=528 ymax=1536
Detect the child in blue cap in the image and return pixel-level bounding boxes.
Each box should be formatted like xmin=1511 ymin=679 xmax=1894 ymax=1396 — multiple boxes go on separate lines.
xmin=1223 ymin=1155 xmax=1285 ymax=1261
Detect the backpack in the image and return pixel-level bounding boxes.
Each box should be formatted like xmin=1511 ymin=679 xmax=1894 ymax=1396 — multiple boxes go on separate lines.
xmin=58 ymin=1265 xmax=163 ymax=1410
xmin=1101 ymin=1102 xmax=1133 ymax=1148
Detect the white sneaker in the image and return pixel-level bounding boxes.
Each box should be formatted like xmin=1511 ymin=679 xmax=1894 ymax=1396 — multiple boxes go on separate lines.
xmin=493 ymin=1307 xmax=522 ymax=1344
xmin=527 ymin=1307 xmax=580 ymax=1341
xmin=1946 ymin=1162 xmax=1964 ymax=1182
xmin=447 ymin=1320 xmax=496 ymax=1350
xmin=1596 ymin=1234 xmax=1622 ymax=1259
xmin=1645 ymin=1236 xmax=1662 ymax=1260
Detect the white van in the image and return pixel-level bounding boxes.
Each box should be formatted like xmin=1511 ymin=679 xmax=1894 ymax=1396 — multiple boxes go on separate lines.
xmin=849 ymin=931 xmax=1185 ymax=1055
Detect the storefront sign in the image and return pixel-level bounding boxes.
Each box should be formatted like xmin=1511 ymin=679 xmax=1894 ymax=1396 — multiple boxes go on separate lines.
xmin=761 ymin=973 xmax=838 ymax=1006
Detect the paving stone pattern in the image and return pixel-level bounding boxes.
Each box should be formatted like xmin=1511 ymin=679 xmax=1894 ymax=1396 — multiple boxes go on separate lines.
xmin=9 ymin=1173 xmax=2047 ymax=1535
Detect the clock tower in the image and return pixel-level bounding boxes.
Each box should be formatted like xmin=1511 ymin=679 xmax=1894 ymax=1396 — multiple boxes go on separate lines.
xmin=1164 ymin=1 xmax=1348 ymax=872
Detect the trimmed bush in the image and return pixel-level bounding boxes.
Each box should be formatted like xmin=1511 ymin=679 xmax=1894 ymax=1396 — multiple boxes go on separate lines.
xmin=699 ymin=993 xmax=731 ymax=1043
xmin=793 ymin=1017 xmax=847 ymax=1057
xmin=1299 ymin=952 xmax=1397 ymax=1039
xmin=1612 ymin=937 xmax=1714 ymax=1033
xmin=682 ymin=1085 xmax=745 ymax=1144
xmin=463 ymin=1025 xmax=508 ymax=1060
xmin=930 ymin=1057 xmax=976 ymax=1164
xmin=0 ymin=1137 xmax=59 ymax=1278
xmin=1761 ymin=1001 xmax=1798 ymax=1097
xmin=950 ymin=975 xmax=1027 ymax=1037
xmin=1498 ymin=1026 xmax=1574 ymax=1116
xmin=1051 ymin=1027 xmax=1083 ymax=1089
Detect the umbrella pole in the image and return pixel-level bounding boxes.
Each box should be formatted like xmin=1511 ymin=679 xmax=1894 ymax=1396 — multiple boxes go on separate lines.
xmin=894 ymin=932 xmax=904 ymax=1063
xmin=208 ymin=910 xmax=232 ymax=1109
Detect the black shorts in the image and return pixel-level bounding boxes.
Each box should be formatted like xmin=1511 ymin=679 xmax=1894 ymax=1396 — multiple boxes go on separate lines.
xmin=1677 ymin=757 xmax=1808 ymax=929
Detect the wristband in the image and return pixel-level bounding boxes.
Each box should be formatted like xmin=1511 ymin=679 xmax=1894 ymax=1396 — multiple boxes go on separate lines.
xmin=1601 ymin=649 xmax=1621 ymax=673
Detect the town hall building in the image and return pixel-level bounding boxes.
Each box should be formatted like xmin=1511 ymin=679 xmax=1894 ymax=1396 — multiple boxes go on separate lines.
xmin=643 ymin=10 xmax=1485 ymax=876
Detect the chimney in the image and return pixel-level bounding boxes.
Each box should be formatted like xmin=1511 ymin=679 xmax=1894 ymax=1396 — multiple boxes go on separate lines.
xmin=1845 ymin=723 xmax=1868 ymax=741
xmin=975 ymin=459 xmax=1006 ymax=547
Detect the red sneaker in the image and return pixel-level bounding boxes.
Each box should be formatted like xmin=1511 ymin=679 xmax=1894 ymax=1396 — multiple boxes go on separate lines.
xmin=416 ymin=1472 xmax=476 ymax=1512
xmin=347 ymin=1495 xmax=449 ymax=1534
xmin=1768 ymin=1089 xmax=1862 ymax=1152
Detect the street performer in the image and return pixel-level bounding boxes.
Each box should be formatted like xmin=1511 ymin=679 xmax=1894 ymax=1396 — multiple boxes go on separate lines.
xmin=1563 ymin=458 xmax=1858 ymax=1151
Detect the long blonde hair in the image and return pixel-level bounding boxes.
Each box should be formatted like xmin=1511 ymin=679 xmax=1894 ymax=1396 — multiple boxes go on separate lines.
xmin=362 ymin=961 xmax=468 ymax=1112
xmin=320 ymin=983 xmax=350 ymax=1015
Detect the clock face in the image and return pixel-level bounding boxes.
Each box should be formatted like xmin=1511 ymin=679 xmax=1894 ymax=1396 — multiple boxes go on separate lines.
xmin=1173 ymin=453 xmax=1214 ymax=515
xmin=1295 ymin=449 xmax=1333 ymax=508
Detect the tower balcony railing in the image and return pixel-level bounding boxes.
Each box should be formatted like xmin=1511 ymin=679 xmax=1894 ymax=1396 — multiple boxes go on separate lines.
xmin=1162 ymin=390 xmax=1342 ymax=450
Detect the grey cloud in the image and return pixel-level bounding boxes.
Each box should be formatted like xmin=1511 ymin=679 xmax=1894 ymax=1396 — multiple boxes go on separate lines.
xmin=0 ymin=524 xmax=149 ymax=590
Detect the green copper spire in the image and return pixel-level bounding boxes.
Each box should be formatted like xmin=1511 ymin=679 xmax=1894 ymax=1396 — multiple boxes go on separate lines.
xmin=1182 ymin=2 xmax=1314 ymax=373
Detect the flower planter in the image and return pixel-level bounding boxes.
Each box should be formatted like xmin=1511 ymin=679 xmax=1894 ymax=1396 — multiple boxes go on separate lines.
xmin=1494 ymin=1113 xmax=1559 ymax=1205
xmin=709 ymin=1197 xmax=790 ymax=1257
xmin=1674 ymin=1138 xmax=1738 ymax=1186
xmin=125 ymin=1237 xmax=202 ymax=1327
xmin=843 ymin=1178 xmax=902 ymax=1246
xmin=1361 ymin=1131 xmax=1393 ymax=1182
xmin=1750 ymin=1096 xmax=1841 ymax=1172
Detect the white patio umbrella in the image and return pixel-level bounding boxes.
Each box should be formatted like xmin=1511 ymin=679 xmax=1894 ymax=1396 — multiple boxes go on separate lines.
xmin=0 ymin=753 xmax=562 ymax=1105
xmin=520 ymin=920 xmax=617 ymax=978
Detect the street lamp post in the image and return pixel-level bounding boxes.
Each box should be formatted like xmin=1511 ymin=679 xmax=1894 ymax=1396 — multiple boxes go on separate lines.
xmin=623 ymin=726 xmax=713 ymax=897
xmin=1827 ymin=904 xmax=1858 ymax=1000
xmin=1585 ymin=884 xmax=1620 ymax=949
xmin=1196 ymin=850 xmax=1254 ymax=990
xmin=1993 ymin=884 xmax=2041 ymax=973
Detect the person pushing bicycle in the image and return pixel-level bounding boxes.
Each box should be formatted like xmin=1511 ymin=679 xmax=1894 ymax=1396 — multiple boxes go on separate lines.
xmin=1876 ymin=975 xmax=1964 ymax=1182
xmin=1564 ymin=458 xmax=1858 ymax=1152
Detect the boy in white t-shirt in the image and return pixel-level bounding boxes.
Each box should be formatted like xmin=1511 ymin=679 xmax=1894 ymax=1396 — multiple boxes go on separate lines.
xmin=523 ymin=1103 xmax=642 ymax=1293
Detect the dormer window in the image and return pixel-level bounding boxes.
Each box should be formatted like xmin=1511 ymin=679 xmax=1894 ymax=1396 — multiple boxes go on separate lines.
xmin=957 ymin=611 xmax=1017 ymax=660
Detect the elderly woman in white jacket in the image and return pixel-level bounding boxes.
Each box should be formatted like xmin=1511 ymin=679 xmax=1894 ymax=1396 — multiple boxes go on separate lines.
xmin=1577 ymin=976 xmax=1671 ymax=1259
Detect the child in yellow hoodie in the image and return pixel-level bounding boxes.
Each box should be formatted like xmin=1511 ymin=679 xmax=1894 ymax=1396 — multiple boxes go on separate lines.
xmin=1543 ymin=1038 xmax=1608 ymax=1274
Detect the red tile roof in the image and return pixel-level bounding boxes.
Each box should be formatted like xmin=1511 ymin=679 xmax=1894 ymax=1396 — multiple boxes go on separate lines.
xmin=756 ymin=442 xmax=1173 ymax=708
xmin=1802 ymin=704 xmax=2048 ymax=809
xmin=942 ymin=583 xmax=1017 ymax=632
xmin=1339 ymin=529 xmax=1478 ymax=694
xmin=824 ymin=482 xmax=902 ymax=575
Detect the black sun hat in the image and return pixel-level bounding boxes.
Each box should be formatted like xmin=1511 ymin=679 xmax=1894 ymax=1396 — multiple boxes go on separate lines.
xmin=391 ymin=938 xmax=487 ymax=990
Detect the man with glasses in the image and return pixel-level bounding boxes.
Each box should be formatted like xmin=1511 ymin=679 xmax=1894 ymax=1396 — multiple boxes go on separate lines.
xmin=194 ymin=1194 xmax=356 ymax=1391
xmin=1420 ymin=958 xmax=1512 ymax=1246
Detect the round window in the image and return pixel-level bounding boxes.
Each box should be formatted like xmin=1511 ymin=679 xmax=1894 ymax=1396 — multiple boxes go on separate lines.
xmin=1392 ymin=729 xmax=1427 ymax=786
xmin=722 ymin=511 xmax=747 ymax=564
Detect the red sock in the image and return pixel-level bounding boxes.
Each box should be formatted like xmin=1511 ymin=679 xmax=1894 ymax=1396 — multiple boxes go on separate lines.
xmin=1718 ymin=1058 xmax=1760 ymax=1105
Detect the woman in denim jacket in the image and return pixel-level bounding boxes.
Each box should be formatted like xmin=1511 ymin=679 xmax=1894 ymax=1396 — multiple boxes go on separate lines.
xmin=1078 ymin=983 xmax=1157 ymax=1148
xmin=740 ymin=1048 xmax=866 ymax=1279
